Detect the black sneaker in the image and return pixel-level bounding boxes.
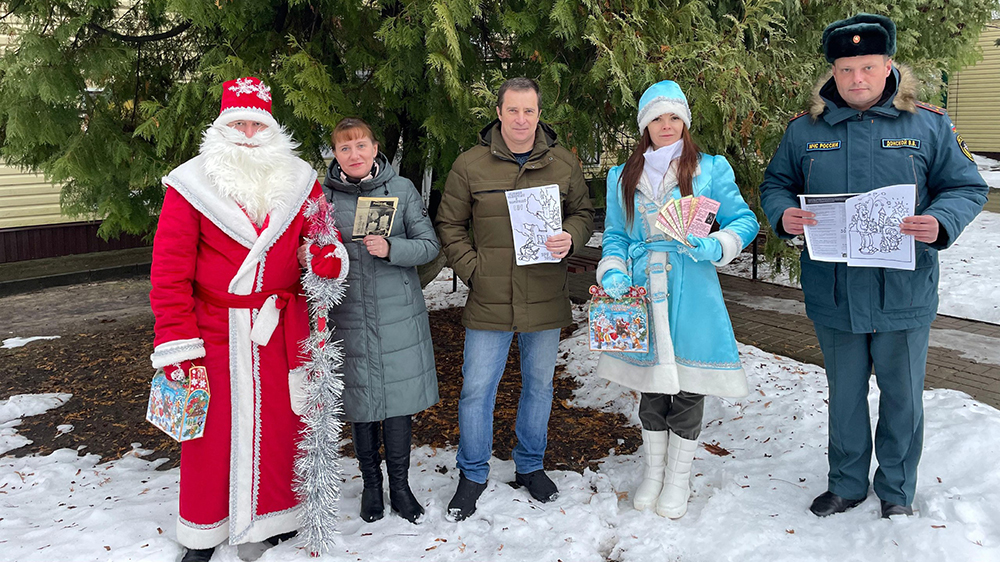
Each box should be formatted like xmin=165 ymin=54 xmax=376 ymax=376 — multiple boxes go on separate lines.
xmin=265 ymin=530 xmax=297 ymax=546
xmin=809 ymin=491 xmax=866 ymax=517
xmin=446 ymin=473 xmax=487 ymax=522
xmin=880 ymin=500 xmax=913 ymax=518
xmin=181 ymin=547 xmax=215 ymax=562
xmin=515 ymin=470 xmax=558 ymax=503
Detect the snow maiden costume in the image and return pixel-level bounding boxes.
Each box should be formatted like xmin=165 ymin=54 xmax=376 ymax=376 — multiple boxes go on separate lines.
xmin=596 ymin=80 xmax=758 ymax=518
xmin=148 ymin=77 xmax=347 ymax=560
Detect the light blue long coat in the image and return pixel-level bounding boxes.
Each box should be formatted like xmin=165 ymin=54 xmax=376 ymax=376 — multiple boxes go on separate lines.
xmin=596 ymin=153 xmax=759 ymax=398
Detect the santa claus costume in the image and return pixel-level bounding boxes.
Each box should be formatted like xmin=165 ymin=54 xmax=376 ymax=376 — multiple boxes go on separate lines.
xmin=148 ymin=77 xmax=347 ymax=557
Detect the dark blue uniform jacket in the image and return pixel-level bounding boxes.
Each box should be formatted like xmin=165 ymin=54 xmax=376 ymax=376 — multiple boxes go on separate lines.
xmin=760 ymin=65 xmax=988 ymax=333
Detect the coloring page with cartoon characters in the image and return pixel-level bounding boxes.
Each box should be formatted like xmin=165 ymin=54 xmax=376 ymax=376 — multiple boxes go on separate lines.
xmin=799 ymin=184 xmax=915 ymax=270
xmin=844 ymin=183 xmax=915 ymax=270
xmin=505 ymin=184 xmax=562 ymax=265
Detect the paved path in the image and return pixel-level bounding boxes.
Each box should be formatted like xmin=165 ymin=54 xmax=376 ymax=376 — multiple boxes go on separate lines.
xmin=568 ymin=246 xmax=1000 ymax=410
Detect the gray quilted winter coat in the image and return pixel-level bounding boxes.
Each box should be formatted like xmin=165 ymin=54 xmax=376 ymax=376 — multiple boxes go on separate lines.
xmin=323 ymin=153 xmax=440 ymax=422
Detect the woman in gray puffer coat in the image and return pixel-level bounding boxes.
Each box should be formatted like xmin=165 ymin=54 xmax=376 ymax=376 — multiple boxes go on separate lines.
xmin=323 ymin=118 xmax=440 ymax=524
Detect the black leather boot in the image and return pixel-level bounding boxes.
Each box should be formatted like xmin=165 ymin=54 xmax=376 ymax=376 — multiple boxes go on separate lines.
xmin=809 ymin=491 xmax=867 ymax=517
xmin=180 ymin=547 xmax=215 ymax=562
xmin=352 ymin=421 xmax=385 ymax=522
xmin=382 ymin=415 xmax=424 ymax=523
xmin=446 ymin=472 xmax=487 ymax=522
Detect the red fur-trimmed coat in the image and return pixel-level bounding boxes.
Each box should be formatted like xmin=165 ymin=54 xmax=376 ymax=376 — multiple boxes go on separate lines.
xmin=149 ymin=155 xmax=326 ymax=549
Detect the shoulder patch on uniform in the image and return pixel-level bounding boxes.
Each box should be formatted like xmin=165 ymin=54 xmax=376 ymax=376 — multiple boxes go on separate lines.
xmin=956 ymin=134 xmax=974 ymax=162
xmin=789 ymin=110 xmax=809 ymax=123
xmin=915 ymin=101 xmax=945 ymax=115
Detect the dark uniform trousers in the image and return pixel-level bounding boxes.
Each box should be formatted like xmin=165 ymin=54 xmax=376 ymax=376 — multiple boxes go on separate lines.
xmin=813 ymin=323 xmax=931 ymax=506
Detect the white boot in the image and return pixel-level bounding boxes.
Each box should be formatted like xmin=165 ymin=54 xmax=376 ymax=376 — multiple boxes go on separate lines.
xmin=633 ymin=430 xmax=668 ymax=511
xmin=656 ymin=431 xmax=698 ymax=519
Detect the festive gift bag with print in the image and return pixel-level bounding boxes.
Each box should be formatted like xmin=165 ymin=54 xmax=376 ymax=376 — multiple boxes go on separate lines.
xmin=588 ymin=285 xmax=649 ymax=353
xmin=145 ymin=365 xmax=210 ymax=441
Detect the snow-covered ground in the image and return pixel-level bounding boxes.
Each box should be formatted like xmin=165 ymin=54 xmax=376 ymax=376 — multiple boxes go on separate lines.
xmin=2 ymin=274 xmax=999 ymax=561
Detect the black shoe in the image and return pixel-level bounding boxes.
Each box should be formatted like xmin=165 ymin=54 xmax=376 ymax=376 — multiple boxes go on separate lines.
xmin=383 ymin=415 xmax=424 ymax=524
xmin=515 ymin=470 xmax=558 ymax=503
xmin=880 ymin=500 xmax=913 ymax=518
xmin=447 ymin=473 xmax=488 ymax=522
xmin=265 ymin=530 xmax=297 ymax=546
xmin=181 ymin=547 xmax=215 ymax=562
xmin=809 ymin=491 xmax=866 ymax=517
xmin=353 ymin=421 xmax=385 ymax=522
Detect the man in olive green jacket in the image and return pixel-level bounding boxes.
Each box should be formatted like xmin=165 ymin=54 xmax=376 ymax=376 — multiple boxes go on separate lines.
xmin=435 ymin=77 xmax=594 ymax=521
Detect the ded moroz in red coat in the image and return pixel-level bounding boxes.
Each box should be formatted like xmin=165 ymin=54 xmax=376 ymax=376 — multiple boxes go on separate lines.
xmin=149 ymin=153 xmax=321 ymax=549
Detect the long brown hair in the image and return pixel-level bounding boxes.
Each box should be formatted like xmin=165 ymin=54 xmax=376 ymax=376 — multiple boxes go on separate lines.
xmin=618 ymin=125 xmax=701 ymax=223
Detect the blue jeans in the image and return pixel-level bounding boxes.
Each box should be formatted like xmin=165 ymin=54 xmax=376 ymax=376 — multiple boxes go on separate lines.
xmin=456 ymin=328 xmax=561 ymax=484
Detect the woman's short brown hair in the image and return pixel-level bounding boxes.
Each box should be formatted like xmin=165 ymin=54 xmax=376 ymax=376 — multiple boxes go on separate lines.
xmin=332 ymin=117 xmax=378 ymax=147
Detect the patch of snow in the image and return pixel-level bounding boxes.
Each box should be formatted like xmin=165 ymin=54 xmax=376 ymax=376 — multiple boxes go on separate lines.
xmin=422 ymin=267 xmax=469 ymax=312
xmin=929 ymin=329 xmax=1000 ymax=366
xmin=725 ymin=290 xmax=806 ymax=316
xmin=2 ymin=336 xmax=60 ymax=349
xmin=975 ymin=154 xmax=1000 ymax=190
xmin=0 ymin=393 xmax=72 ymax=455
xmin=56 ymin=424 xmax=74 ymax=437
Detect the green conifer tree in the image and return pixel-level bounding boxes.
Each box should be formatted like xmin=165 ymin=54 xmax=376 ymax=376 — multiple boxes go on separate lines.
xmin=1 ymin=0 xmax=995 ymax=275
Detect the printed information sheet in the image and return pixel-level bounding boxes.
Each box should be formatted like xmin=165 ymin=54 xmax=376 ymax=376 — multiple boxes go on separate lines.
xmin=799 ymin=184 xmax=916 ymax=270
xmin=506 ymin=184 xmax=562 ymax=265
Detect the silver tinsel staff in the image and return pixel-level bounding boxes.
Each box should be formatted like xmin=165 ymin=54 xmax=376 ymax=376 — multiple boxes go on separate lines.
xmin=295 ymin=196 xmax=349 ymax=556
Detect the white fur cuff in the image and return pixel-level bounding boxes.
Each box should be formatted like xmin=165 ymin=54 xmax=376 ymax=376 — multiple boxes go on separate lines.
xmin=596 ymin=255 xmax=628 ymax=285
xmin=150 ymin=338 xmax=207 ymax=369
xmin=709 ymin=229 xmax=743 ymax=267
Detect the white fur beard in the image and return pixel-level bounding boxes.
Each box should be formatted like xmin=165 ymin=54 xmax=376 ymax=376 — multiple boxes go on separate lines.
xmin=199 ymin=124 xmax=301 ymax=225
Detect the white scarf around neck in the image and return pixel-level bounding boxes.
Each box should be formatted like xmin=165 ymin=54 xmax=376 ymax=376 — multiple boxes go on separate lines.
xmin=642 ymin=140 xmax=684 ymax=198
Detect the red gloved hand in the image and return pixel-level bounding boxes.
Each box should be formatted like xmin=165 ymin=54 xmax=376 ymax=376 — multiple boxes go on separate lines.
xmin=166 ymin=361 xmax=197 ymax=382
xmin=309 ymin=244 xmax=343 ymax=279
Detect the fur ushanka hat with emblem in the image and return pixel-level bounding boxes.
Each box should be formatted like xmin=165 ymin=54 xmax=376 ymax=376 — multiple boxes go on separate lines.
xmin=822 ymin=13 xmax=896 ymax=64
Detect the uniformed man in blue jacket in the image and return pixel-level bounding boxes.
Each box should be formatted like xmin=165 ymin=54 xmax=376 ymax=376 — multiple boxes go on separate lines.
xmin=760 ymin=13 xmax=988 ymax=519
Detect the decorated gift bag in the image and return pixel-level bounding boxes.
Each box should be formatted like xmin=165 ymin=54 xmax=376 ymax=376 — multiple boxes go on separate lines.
xmin=145 ymin=365 xmax=210 ymax=441
xmin=588 ymin=285 xmax=649 ymax=353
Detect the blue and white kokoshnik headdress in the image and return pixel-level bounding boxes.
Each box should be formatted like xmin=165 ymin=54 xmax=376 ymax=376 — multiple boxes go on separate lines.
xmin=636 ymin=80 xmax=692 ymax=134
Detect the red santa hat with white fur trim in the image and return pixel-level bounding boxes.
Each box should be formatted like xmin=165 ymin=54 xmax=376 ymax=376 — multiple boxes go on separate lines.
xmin=213 ymin=76 xmax=279 ymax=130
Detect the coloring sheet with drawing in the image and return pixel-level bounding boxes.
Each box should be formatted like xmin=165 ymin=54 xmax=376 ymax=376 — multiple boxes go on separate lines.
xmin=506 ymin=184 xmax=562 ymax=266
xmin=799 ymin=183 xmax=916 ymax=270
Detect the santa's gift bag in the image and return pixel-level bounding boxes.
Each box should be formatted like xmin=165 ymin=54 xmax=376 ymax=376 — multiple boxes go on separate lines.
xmin=588 ymin=285 xmax=649 ymax=353
xmin=145 ymin=366 xmax=211 ymax=441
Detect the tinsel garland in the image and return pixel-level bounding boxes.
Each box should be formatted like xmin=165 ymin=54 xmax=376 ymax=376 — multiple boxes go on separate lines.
xmin=294 ymin=196 xmax=350 ymax=557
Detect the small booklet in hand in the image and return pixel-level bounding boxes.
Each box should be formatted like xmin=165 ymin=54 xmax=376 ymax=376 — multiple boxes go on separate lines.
xmin=352 ymin=197 xmax=398 ymax=240
xmin=588 ymin=285 xmax=649 ymax=353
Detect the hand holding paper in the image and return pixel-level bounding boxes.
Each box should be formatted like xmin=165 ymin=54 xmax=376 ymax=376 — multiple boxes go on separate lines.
xmin=781 ymin=207 xmax=818 ymax=235
xmin=900 ymin=215 xmax=939 ymax=243
xmin=545 ymin=231 xmax=573 ymax=259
